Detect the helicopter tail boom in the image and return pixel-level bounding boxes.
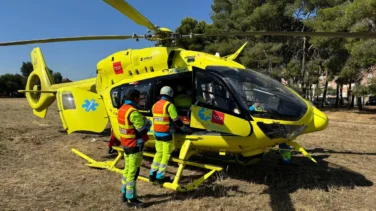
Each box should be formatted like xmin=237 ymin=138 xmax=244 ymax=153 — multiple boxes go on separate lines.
xmin=19 ymin=48 xmax=98 ymax=119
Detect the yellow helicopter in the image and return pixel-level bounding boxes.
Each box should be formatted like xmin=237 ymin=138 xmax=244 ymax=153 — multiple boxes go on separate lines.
xmin=1 ymin=0 xmax=375 ymax=192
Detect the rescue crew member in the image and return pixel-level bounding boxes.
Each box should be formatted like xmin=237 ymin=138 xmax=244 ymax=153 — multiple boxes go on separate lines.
xmin=173 ymin=85 xmax=193 ymax=126
xmin=248 ymin=99 xmax=291 ymax=164
xmin=118 ymin=89 xmax=151 ymax=208
xmin=173 ymin=85 xmax=192 ymax=111
xmin=249 ymin=99 xmax=264 ymax=111
xmin=174 ymin=84 xmax=206 ymax=110
xmin=149 ymin=86 xmax=192 ymax=185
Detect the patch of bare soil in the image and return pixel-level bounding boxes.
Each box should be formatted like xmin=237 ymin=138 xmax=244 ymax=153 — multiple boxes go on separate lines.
xmin=0 ymin=98 xmax=375 ymax=211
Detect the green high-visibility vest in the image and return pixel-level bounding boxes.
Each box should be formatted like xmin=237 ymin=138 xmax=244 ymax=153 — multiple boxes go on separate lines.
xmin=173 ymin=94 xmax=192 ymax=108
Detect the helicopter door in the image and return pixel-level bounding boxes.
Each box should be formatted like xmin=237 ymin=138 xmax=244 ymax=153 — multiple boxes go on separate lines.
xmin=56 ymin=87 xmax=109 ymax=134
xmin=190 ymin=67 xmax=252 ymax=137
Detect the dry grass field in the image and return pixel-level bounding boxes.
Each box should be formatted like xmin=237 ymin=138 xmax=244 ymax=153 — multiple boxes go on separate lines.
xmin=1 ymin=98 xmax=376 ymax=211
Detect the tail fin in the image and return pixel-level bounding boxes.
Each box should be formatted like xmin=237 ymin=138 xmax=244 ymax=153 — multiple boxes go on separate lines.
xmin=223 ymin=42 xmax=248 ymax=61
xmin=19 ymin=47 xmax=56 ymax=118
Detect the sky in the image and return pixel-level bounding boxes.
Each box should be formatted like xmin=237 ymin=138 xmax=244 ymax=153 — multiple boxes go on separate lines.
xmin=0 ymin=0 xmax=213 ymax=81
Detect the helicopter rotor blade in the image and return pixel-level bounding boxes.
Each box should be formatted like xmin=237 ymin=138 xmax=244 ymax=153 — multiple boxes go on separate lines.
xmin=1 ymin=31 xmax=375 ymax=47
xmin=0 ymin=35 xmax=138 ymax=46
xmin=189 ymin=31 xmax=376 ymax=39
xmin=103 ymin=0 xmax=159 ymax=32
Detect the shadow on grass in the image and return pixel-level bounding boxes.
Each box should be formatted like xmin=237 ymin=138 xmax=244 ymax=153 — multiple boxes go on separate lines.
xmin=135 ymin=150 xmax=373 ymax=211
xmin=319 ymin=106 xmax=376 ymax=114
xmin=203 ymin=152 xmax=373 ymax=211
xmin=59 ymin=127 xmax=112 ymax=138
xmin=90 ymin=146 xmax=373 ymax=210
xmin=307 ymin=148 xmax=376 ymax=156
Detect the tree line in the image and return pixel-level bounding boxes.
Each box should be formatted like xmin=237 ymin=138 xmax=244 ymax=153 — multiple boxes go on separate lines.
xmin=0 ymin=61 xmax=70 ymax=97
xmin=160 ymin=0 xmax=376 ymax=109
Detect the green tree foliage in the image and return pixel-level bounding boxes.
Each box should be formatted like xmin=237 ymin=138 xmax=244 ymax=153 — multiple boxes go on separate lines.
xmin=0 ymin=74 xmax=25 ymax=97
xmin=52 ymin=72 xmax=63 ymax=84
xmin=20 ymin=62 xmax=33 ymax=78
xmin=158 ymin=17 xmax=214 ymax=50
xmin=368 ymin=78 xmax=376 ymax=95
xmin=353 ymin=84 xmax=369 ymax=97
xmin=208 ymin=0 xmax=303 ymax=77
xmin=0 ymin=62 xmax=65 ymax=97
xmin=160 ymin=0 xmax=375 ymax=109
xmin=305 ymin=0 xmax=375 ymax=109
xmin=175 ymin=18 xmax=213 ymax=51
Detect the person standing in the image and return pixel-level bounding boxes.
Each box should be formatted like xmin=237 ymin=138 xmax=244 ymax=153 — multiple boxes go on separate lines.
xmin=118 ymin=89 xmax=151 ymax=208
xmin=149 ymin=86 xmax=192 ymax=185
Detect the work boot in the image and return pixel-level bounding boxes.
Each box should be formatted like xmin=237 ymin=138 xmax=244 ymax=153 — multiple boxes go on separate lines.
xmin=156 ymin=176 xmax=172 ymax=185
xmin=149 ymin=171 xmax=156 ymax=183
xmin=121 ymin=193 xmax=126 ymax=203
xmin=125 ymin=198 xmax=144 ymax=208
xmin=278 ymin=158 xmax=291 ymax=165
xmin=108 ymin=147 xmax=115 ymax=154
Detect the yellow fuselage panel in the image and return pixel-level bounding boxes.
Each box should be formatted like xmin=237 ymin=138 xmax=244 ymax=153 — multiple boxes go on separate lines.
xmin=95 ymin=47 xmax=248 ymax=94
xmin=95 ymin=47 xmax=182 ymax=93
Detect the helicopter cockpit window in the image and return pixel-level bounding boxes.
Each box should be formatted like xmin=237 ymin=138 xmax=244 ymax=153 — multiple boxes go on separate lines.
xmin=195 ymin=71 xmax=240 ymax=115
xmin=205 ymin=66 xmax=308 ymax=121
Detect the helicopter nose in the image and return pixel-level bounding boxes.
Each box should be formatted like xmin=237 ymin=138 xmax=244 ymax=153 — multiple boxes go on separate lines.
xmin=305 ymin=106 xmax=329 ymax=133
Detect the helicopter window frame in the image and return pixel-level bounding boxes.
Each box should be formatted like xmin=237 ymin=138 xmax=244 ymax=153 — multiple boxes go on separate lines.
xmin=152 ymin=72 xmax=193 ymax=100
xmin=152 ymin=72 xmax=193 ymax=117
xmin=192 ymin=67 xmax=248 ymax=120
xmin=110 ymin=85 xmax=124 ymax=109
xmin=127 ymin=79 xmax=154 ymax=116
xmin=109 ymin=79 xmax=154 ymax=116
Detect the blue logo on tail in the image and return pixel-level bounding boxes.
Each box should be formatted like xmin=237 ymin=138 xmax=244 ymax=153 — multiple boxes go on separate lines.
xmin=82 ymin=99 xmax=99 ymax=112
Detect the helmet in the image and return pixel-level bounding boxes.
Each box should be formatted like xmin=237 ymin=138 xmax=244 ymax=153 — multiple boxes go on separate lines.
xmin=160 ymin=86 xmax=174 ymax=97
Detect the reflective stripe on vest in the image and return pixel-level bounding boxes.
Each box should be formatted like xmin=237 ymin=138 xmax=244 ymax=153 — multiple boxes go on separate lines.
xmin=152 ymin=99 xmax=171 ymax=133
xmin=118 ymin=104 xmax=137 ymax=147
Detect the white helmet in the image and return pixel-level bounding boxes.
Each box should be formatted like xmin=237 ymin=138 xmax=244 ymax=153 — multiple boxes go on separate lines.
xmin=160 ymin=86 xmax=174 ymax=97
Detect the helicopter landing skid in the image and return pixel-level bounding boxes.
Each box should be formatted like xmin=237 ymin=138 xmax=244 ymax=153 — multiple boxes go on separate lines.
xmin=71 ymin=140 xmax=223 ymax=192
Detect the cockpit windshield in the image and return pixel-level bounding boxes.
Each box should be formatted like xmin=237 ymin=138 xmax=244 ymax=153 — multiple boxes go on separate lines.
xmin=207 ymin=66 xmax=308 ymax=121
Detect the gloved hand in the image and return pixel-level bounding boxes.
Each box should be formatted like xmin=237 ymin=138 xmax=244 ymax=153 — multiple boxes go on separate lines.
xmin=136 ymin=138 xmax=144 ymax=146
xmin=142 ymin=134 xmax=149 ymax=142
xmin=107 ymin=147 xmax=115 ymax=154
xmin=145 ymin=118 xmax=152 ymax=131
xmin=185 ymin=127 xmax=193 ymax=135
